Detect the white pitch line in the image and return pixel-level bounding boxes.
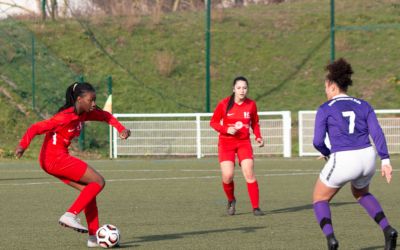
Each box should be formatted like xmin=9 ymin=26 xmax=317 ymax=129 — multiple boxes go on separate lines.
xmin=0 ymin=172 xmax=320 ymax=187
xmin=0 ymin=169 xmax=172 ymax=173
xmin=1 ymin=169 xmax=398 ymax=187
xmin=0 ymin=168 xmax=328 ymax=173
xmin=1 ymin=168 xmax=399 ymax=173
xmin=0 ymin=181 xmax=62 ymax=186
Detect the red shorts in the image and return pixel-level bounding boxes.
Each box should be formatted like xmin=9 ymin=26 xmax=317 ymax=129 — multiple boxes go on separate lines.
xmin=218 ymin=139 xmax=253 ymax=163
xmin=40 ymin=152 xmax=88 ymax=184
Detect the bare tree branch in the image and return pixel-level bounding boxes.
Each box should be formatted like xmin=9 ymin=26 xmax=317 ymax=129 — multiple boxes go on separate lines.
xmin=0 ymin=1 xmax=37 ymax=15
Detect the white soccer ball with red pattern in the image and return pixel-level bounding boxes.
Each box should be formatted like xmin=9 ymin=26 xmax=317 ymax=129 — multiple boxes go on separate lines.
xmin=96 ymin=224 xmax=120 ymax=248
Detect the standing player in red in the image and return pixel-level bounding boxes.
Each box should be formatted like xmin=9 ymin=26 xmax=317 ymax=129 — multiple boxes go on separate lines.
xmin=15 ymin=82 xmax=130 ymax=247
xmin=210 ymin=76 xmax=265 ymax=216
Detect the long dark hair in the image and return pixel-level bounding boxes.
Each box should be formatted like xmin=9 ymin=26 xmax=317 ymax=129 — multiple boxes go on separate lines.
xmin=58 ymin=82 xmax=96 ymax=112
xmin=226 ymin=76 xmax=249 ymax=114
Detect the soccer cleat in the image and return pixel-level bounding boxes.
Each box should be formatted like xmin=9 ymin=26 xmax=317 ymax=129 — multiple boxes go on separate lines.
xmin=384 ymin=226 xmax=398 ymax=250
xmin=253 ymin=208 xmax=265 ymax=216
xmin=326 ymin=234 xmax=339 ymax=250
xmin=227 ymin=199 xmax=236 ymax=215
xmin=87 ymin=235 xmax=99 ymax=248
xmin=58 ymin=212 xmax=88 ymax=233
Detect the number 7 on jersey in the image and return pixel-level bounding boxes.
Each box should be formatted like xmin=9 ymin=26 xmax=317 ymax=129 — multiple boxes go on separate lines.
xmin=342 ymin=111 xmax=356 ymax=134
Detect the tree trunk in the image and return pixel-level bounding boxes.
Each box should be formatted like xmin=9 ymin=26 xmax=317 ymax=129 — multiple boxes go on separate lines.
xmin=41 ymin=0 xmax=47 ymax=21
xmin=50 ymin=0 xmax=58 ymax=20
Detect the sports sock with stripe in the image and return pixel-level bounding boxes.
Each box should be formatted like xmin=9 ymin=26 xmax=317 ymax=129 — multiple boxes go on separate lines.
xmin=358 ymin=193 xmax=390 ymax=230
xmin=313 ymin=200 xmax=334 ymax=236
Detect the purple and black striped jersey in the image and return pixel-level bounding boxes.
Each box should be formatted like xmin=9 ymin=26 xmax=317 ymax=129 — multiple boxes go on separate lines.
xmin=313 ymin=94 xmax=389 ymax=160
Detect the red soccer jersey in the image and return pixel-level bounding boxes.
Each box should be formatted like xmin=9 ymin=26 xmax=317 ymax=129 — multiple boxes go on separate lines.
xmin=210 ymin=96 xmax=262 ymax=141
xmin=19 ymin=107 xmax=126 ymax=154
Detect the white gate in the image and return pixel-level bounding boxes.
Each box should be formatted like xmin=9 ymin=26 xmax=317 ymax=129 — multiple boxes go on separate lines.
xmin=298 ymin=109 xmax=400 ymax=156
xmin=111 ymin=111 xmax=291 ymax=158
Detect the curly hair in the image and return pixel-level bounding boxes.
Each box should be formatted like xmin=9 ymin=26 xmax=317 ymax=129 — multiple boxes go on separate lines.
xmin=325 ymin=58 xmax=354 ymax=92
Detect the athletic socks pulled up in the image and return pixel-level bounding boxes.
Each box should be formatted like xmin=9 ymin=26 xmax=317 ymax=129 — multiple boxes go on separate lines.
xmin=68 ymin=182 xmax=103 ymax=215
xmin=358 ymin=193 xmax=390 ymax=230
xmin=313 ymin=200 xmax=334 ymax=236
xmin=85 ymin=198 xmax=100 ymax=236
xmin=222 ymin=181 xmax=235 ymax=202
xmin=247 ymin=181 xmax=260 ymax=209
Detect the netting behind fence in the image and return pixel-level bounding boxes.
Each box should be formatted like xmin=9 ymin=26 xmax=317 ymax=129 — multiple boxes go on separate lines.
xmin=112 ymin=112 xmax=291 ymax=158
xmin=299 ymin=110 xmax=400 ymax=156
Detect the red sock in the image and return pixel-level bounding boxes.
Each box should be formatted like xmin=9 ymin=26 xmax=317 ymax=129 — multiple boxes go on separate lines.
xmin=222 ymin=181 xmax=235 ymax=202
xmin=85 ymin=198 xmax=99 ymax=235
xmin=68 ymin=182 xmax=102 ymax=215
xmin=247 ymin=181 xmax=259 ymax=209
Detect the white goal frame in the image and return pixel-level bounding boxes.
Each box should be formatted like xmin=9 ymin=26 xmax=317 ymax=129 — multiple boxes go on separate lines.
xmin=111 ymin=111 xmax=291 ymax=158
xmin=298 ymin=109 xmax=400 ymax=156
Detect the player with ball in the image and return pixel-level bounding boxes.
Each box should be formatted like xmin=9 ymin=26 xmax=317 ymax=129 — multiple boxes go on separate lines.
xmin=210 ymin=76 xmax=265 ymax=216
xmin=15 ymin=82 xmax=130 ymax=247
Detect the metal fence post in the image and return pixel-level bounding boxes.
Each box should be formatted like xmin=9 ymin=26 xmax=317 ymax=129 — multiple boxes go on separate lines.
xmin=107 ymin=76 xmax=113 ymax=158
xmin=205 ymin=0 xmax=211 ymax=112
xmin=77 ymin=75 xmax=85 ymax=151
xmin=196 ymin=114 xmax=202 ymax=159
xmin=330 ymin=0 xmax=335 ymax=62
xmin=31 ymin=33 xmax=36 ymax=109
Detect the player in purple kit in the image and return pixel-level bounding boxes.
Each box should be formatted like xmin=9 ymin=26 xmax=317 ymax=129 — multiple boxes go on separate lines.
xmin=312 ymin=58 xmax=397 ymax=250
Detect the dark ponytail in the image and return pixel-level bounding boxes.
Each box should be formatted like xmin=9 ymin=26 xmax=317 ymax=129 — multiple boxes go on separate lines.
xmin=58 ymin=82 xmax=96 ymax=112
xmin=226 ymin=76 xmax=249 ymax=114
xmin=226 ymin=93 xmax=235 ymax=115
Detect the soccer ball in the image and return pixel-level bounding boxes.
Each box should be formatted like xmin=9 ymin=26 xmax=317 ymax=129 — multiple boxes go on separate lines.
xmin=96 ymin=224 xmax=120 ymax=248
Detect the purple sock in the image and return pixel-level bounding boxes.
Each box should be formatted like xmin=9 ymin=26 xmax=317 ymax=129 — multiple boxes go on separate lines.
xmin=358 ymin=193 xmax=389 ymax=230
xmin=313 ymin=201 xmax=334 ymax=236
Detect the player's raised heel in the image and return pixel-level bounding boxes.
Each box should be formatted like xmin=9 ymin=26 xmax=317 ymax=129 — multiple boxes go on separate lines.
xmin=227 ymin=199 xmax=236 ymax=216
xmin=87 ymin=235 xmax=99 ymax=248
xmin=384 ymin=226 xmax=397 ymax=250
xmin=253 ymin=208 xmax=265 ymax=216
xmin=326 ymin=234 xmax=339 ymax=250
xmin=58 ymin=212 xmax=88 ymax=233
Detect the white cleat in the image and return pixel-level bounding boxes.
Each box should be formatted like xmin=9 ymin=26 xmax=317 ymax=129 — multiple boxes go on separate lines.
xmin=87 ymin=235 xmax=99 ymax=248
xmin=58 ymin=212 xmax=88 ymax=233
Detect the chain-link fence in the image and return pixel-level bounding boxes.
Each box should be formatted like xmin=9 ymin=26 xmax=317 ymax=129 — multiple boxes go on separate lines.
xmin=0 ymin=0 xmax=399 ymax=156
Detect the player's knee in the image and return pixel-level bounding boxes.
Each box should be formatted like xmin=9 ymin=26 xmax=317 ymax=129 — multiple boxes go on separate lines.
xmin=223 ymin=176 xmax=234 ymax=183
xmin=351 ymin=185 xmax=368 ymax=199
xmin=99 ymin=177 xmax=106 ymax=188
xmin=95 ymin=175 xmax=105 ymax=188
xmin=244 ymin=173 xmax=256 ymax=182
xmin=313 ymin=191 xmax=331 ymax=203
xmin=352 ymin=189 xmax=366 ymax=200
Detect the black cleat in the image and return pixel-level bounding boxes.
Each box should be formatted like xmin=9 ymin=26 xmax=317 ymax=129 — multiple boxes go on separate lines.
xmin=326 ymin=234 xmax=339 ymax=250
xmin=227 ymin=199 xmax=236 ymax=215
xmin=384 ymin=226 xmax=398 ymax=250
xmin=253 ymin=208 xmax=265 ymax=216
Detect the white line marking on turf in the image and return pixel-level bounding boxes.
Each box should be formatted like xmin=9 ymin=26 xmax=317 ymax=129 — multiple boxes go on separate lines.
xmin=0 ymin=169 xmax=398 ymax=187
xmin=2 ymin=168 xmax=399 ymax=173
xmin=0 ymin=168 xmax=332 ymax=173
xmin=0 ymin=172 xmax=320 ymax=186
xmin=0 ymin=169 xmax=171 ymax=173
